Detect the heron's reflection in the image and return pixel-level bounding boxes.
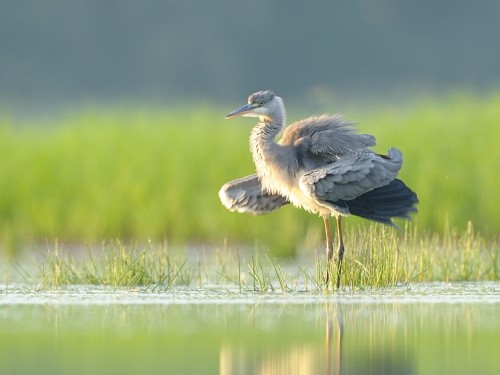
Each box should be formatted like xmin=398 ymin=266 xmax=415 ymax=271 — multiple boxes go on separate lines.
xmin=219 ymin=303 xmax=345 ymax=375
xmin=219 ymin=301 xmax=415 ymax=375
xmin=325 ymin=303 xmax=344 ymax=375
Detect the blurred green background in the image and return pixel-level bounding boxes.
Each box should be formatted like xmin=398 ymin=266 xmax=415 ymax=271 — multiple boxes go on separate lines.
xmin=1 ymin=1 xmax=499 ymax=254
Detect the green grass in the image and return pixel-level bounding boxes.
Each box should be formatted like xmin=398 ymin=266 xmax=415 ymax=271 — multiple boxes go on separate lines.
xmin=34 ymin=223 xmax=499 ymax=290
xmin=37 ymin=240 xmax=192 ymax=290
xmin=1 ymin=93 xmax=500 ymax=255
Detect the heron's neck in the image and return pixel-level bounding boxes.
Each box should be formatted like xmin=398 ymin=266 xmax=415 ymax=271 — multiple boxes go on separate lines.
xmin=251 ymin=96 xmax=286 ymax=145
xmin=250 ymin=109 xmax=286 ymax=179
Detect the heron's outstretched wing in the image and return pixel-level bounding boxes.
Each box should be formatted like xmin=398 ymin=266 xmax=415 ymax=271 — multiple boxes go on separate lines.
xmin=219 ymin=174 xmax=289 ymax=215
xmin=299 ymin=148 xmax=403 ymax=206
xmin=280 ymin=114 xmax=376 ymax=157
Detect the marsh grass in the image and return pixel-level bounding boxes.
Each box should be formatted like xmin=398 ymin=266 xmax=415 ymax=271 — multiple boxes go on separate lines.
xmin=38 ymin=240 xmax=194 ymax=290
xmin=36 ymin=223 xmax=499 ymax=291
xmin=340 ymin=222 xmax=499 ymax=289
xmin=246 ymin=253 xmax=295 ymax=292
xmin=1 ymin=93 xmax=500 ymax=255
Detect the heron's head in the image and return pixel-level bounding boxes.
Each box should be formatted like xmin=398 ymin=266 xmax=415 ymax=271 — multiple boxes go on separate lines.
xmin=225 ymin=90 xmax=283 ymax=120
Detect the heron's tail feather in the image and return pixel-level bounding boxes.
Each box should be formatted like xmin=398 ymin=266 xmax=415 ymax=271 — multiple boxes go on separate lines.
xmin=337 ymin=179 xmax=418 ymax=225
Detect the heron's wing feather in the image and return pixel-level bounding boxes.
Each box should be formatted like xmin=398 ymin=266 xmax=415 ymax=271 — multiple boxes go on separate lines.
xmin=299 ymin=148 xmax=403 ymax=204
xmin=219 ymin=174 xmax=289 ymax=215
xmin=280 ymin=114 xmax=376 ymax=156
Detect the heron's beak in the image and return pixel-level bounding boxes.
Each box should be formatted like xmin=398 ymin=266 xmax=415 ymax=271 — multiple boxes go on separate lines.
xmin=225 ymin=103 xmax=254 ymax=119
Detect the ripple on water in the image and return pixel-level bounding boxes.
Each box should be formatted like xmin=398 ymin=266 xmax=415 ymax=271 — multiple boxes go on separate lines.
xmin=0 ymin=281 xmax=499 ymax=306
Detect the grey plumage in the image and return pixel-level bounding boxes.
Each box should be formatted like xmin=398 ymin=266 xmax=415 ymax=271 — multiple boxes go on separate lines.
xmin=299 ymin=147 xmax=403 ymax=203
xmin=219 ymin=90 xmax=418 ymax=288
xmin=219 ymin=174 xmax=288 ymax=215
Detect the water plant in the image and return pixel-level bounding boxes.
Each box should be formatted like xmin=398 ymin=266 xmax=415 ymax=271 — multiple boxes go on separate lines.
xmin=38 ymin=240 xmax=194 ymax=290
xmin=35 ymin=223 xmax=499 ymax=291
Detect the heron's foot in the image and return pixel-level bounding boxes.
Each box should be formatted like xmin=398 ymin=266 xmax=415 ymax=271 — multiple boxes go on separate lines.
xmin=325 ymin=249 xmax=334 ymax=289
xmin=335 ymin=270 xmax=341 ymax=289
xmin=335 ymin=244 xmax=345 ymax=289
xmin=324 ymin=259 xmax=336 ymax=290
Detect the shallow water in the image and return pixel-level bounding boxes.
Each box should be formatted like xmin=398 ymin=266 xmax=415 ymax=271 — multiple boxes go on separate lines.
xmin=1 ymin=282 xmax=499 ymax=375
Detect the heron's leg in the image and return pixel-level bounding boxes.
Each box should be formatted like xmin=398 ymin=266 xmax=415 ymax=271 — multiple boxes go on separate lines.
xmin=335 ymin=216 xmax=345 ymax=289
xmin=323 ymin=216 xmax=334 ymax=285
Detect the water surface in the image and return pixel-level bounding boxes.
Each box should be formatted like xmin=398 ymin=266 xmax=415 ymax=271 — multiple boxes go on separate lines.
xmin=1 ymin=282 xmax=499 ymax=375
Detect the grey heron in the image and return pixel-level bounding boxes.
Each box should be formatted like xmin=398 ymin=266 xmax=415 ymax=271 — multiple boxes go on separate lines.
xmin=219 ymin=90 xmax=418 ymax=288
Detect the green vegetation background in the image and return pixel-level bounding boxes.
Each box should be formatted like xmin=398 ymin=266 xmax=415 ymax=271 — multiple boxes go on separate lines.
xmin=1 ymin=93 xmax=499 ymax=254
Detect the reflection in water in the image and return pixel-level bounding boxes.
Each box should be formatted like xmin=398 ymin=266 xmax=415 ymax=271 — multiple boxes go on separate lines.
xmin=325 ymin=304 xmax=343 ymax=375
xmin=218 ymin=304 xmax=345 ymax=375
xmin=1 ymin=285 xmax=499 ymax=375
xmin=220 ymin=345 xmax=319 ymax=375
xmin=219 ymin=302 xmax=417 ymax=375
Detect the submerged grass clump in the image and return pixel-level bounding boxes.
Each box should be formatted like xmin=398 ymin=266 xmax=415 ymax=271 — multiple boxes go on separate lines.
xmin=35 ymin=223 xmax=499 ymax=291
xmin=38 ymin=240 xmax=192 ymax=290
xmin=329 ymin=222 xmax=499 ymax=289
